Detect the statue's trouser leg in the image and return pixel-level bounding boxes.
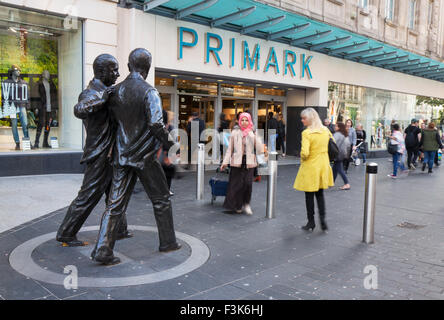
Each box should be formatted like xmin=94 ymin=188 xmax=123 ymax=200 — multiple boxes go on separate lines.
xmin=92 ymin=165 xmax=137 ymax=260
xmin=56 ymin=154 xmax=112 ymax=242
xmin=136 ymin=158 xmax=178 ymax=251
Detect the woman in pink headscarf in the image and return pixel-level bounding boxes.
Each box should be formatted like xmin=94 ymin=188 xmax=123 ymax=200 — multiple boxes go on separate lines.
xmin=221 ymin=112 xmax=266 ymax=215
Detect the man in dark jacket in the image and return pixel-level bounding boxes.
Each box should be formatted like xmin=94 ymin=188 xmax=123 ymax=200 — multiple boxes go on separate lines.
xmin=91 ymin=48 xmax=180 ymax=265
xmin=56 ymin=54 xmax=131 ymax=247
xmin=404 ymin=119 xmax=421 ymax=170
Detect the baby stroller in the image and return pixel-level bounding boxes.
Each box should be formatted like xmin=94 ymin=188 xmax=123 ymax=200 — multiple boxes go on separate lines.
xmin=351 ymin=142 xmax=364 ymax=166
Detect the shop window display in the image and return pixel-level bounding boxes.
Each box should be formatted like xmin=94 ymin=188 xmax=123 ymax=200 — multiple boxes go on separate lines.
xmin=0 ymin=5 xmax=82 ymax=152
xmin=328 ymin=82 xmax=443 ymax=151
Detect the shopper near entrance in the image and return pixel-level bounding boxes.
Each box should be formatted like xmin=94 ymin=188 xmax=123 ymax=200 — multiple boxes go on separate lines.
xmin=388 ymin=123 xmax=409 ymax=179
xmin=404 ymin=119 xmax=422 ymax=170
xmin=419 ymin=122 xmax=444 ymax=174
xmin=56 ymin=54 xmax=132 ymax=247
xmin=276 ymin=113 xmax=286 ymax=157
xmin=186 ymin=111 xmax=205 ymax=167
xmin=344 ymin=119 xmax=357 ymax=173
xmin=333 ymin=122 xmax=351 ymax=190
xmin=267 ymin=111 xmax=279 ymax=152
xmin=221 ymin=112 xmax=265 ymax=215
xmin=218 ymin=113 xmax=230 ymax=164
xmin=294 ymin=108 xmax=334 ymax=232
xmin=91 ymin=48 xmax=181 ymax=265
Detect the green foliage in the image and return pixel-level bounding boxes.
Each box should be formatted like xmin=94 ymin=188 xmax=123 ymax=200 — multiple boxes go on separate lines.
xmin=0 ymin=33 xmax=58 ymax=75
xmin=416 ymin=95 xmax=444 ymax=107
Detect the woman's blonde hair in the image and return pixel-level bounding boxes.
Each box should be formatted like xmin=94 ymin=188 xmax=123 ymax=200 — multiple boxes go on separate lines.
xmin=301 ymin=107 xmax=324 ymax=131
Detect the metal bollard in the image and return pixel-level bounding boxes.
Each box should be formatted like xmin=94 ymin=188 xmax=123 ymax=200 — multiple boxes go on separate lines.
xmin=196 ymin=143 xmax=205 ymax=200
xmin=363 ymin=163 xmax=378 ymax=244
xmin=266 ymin=152 xmax=278 ymax=219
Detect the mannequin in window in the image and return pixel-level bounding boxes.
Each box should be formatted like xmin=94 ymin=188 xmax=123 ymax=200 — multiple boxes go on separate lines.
xmin=35 ymin=70 xmax=57 ymax=148
xmin=1 ymin=65 xmax=30 ymax=150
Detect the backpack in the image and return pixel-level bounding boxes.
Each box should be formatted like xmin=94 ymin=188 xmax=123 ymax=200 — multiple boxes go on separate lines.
xmin=405 ymin=127 xmax=417 ymax=148
xmin=334 ymin=133 xmax=351 ymax=161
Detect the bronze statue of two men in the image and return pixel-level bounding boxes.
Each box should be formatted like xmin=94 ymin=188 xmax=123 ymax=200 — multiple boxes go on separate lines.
xmin=57 ymin=48 xmax=181 ymax=265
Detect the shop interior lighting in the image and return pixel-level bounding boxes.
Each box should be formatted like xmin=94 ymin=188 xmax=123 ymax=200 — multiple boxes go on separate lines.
xmin=170 ymin=74 xmax=178 ymax=77
xmin=195 ymin=77 xmax=202 ymax=80
xmin=8 ymin=25 xmax=53 ymax=36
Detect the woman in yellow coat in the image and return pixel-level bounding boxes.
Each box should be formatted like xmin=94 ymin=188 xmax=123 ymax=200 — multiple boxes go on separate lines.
xmin=294 ymin=108 xmax=334 ymax=232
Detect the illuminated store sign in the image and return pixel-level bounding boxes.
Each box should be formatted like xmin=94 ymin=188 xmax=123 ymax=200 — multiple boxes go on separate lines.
xmin=178 ymin=27 xmax=314 ymax=79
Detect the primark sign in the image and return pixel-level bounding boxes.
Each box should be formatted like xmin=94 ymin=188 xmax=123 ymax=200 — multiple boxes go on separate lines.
xmin=178 ymin=27 xmax=314 ymax=79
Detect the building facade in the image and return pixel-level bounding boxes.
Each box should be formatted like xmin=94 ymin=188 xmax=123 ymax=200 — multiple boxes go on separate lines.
xmin=1 ymin=0 xmax=444 ymax=175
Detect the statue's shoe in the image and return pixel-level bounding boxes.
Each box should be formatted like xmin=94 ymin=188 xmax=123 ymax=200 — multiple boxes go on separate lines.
xmin=116 ymin=231 xmax=134 ymax=240
xmin=159 ymin=242 xmax=182 ymax=253
xmin=60 ymin=238 xmax=88 ymax=247
xmin=93 ymin=255 xmax=121 ymax=266
xmin=91 ymin=247 xmax=121 ymax=266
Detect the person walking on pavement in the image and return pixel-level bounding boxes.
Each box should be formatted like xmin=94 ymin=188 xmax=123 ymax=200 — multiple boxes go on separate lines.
xmin=294 ymin=108 xmax=334 ymax=232
xmin=388 ymin=123 xmax=409 ymax=179
xmin=324 ymin=118 xmax=335 ymax=134
xmin=56 ymin=54 xmax=132 ymax=247
xmin=333 ymin=122 xmax=351 ymax=190
xmin=221 ymin=112 xmax=265 ymax=215
xmin=218 ymin=113 xmax=230 ymax=164
xmin=419 ymin=122 xmax=444 ymax=174
xmin=276 ymin=113 xmax=286 ymax=157
xmin=91 ymin=48 xmax=181 ymax=265
xmin=267 ymin=111 xmax=279 ymax=152
xmin=344 ymin=119 xmax=356 ymax=173
xmin=355 ymin=124 xmax=367 ymax=164
xmin=404 ymin=119 xmax=421 ymax=170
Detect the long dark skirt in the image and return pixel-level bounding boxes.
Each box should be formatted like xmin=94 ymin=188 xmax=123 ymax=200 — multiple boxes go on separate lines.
xmin=223 ymin=167 xmax=255 ymax=211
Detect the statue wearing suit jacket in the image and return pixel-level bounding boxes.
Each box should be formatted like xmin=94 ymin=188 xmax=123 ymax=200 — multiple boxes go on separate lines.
xmin=91 ymin=48 xmax=180 ymax=265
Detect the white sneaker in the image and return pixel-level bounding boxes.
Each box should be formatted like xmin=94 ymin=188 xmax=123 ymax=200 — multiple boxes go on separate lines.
xmin=244 ymin=204 xmax=253 ymax=215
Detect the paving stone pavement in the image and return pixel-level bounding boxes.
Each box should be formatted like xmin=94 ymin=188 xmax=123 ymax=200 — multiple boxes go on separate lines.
xmin=1 ymin=158 xmax=444 ymax=300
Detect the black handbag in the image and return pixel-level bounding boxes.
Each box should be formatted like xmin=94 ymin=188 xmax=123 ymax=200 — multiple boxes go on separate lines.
xmin=328 ymin=138 xmax=339 ymax=162
xmin=387 ymin=141 xmax=398 ymax=155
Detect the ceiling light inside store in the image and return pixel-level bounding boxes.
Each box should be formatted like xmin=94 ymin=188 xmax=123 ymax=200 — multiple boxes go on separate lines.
xmin=170 ymin=74 xmax=178 ymax=77
xmin=237 ymin=82 xmax=244 ymax=84
xmin=195 ymin=77 xmax=202 ymax=80
xmin=272 ymin=86 xmax=279 ymax=89
xmin=287 ymin=88 xmax=294 ymax=91
xmin=256 ymin=84 xmax=262 ymax=87
xmin=217 ymin=79 xmax=224 ymax=82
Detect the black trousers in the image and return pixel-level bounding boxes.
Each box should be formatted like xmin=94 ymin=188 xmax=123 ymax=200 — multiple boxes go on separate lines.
xmin=92 ymin=157 xmax=178 ymax=259
xmin=223 ymin=166 xmax=254 ymax=211
xmin=35 ymin=108 xmax=52 ymax=146
xmin=343 ymin=147 xmax=354 ymax=172
xmin=56 ymin=152 xmax=128 ymax=242
xmin=406 ymin=147 xmax=419 ymax=167
xmin=304 ymin=189 xmax=326 ymax=224
xmin=276 ymin=135 xmax=286 ymax=154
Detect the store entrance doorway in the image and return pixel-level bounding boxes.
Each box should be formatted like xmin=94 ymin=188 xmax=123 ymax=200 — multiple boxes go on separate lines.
xmin=178 ymin=95 xmax=215 ymax=131
xmin=221 ymin=99 xmax=253 ymax=127
xmin=257 ymin=100 xmax=283 ymax=136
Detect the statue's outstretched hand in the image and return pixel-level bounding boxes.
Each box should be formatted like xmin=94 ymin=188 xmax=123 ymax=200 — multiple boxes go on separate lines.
xmin=102 ymin=86 xmax=116 ymax=102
